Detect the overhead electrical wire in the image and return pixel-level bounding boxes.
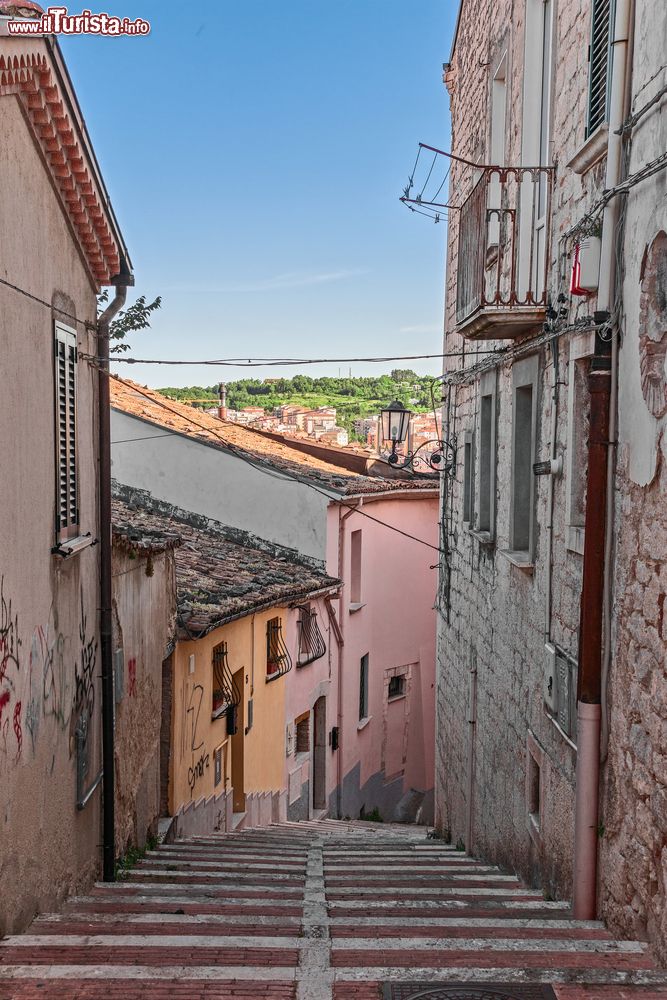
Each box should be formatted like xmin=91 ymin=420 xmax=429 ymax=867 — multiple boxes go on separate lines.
xmin=82 ymin=348 xmax=500 ymax=367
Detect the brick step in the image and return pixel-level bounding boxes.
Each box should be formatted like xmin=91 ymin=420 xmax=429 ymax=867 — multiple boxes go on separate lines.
xmin=329 ymin=924 xmax=614 ymax=940
xmin=30 ymin=920 xmax=301 ymax=936
xmin=64 ymin=899 xmax=304 ymax=916
xmin=0 ymin=946 xmax=299 ymax=967
xmin=0 ymin=977 xmax=297 ymax=998
xmin=330 ymin=950 xmax=654 ymax=970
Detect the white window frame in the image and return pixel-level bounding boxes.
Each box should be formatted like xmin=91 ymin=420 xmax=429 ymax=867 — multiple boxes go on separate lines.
xmin=508 ymin=355 xmax=540 ymax=564
xmin=586 ymin=0 xmax=616 ymax=138
xmin=476 ymin=370 xmax=497 ymax=540
xmin=54 ymin=322 xmax=79 ymax=542
xmin=462 ymin=429 xmax=475 ymax=524
xmin=519 ymin=0 xmax=554 ymax=300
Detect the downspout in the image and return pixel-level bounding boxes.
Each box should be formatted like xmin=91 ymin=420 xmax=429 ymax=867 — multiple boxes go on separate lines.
xmin=601 ymin=0 xmax=635 ymax=764
xmin=98 ymin=260 xmax=134 ymax=882
xmin=335 ymin=499 xmax=360 ymax=817
xmin=572 ymin=0 xmax=632 ymax=920
xmin=544 ymin=339 xmax=561 ymax=645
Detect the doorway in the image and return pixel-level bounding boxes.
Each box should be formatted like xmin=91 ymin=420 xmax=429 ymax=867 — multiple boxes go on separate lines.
xmin=312 ymin=696 xmax=327 ymax=812
xmin=231 ymin=668 xmax=245 ymax=813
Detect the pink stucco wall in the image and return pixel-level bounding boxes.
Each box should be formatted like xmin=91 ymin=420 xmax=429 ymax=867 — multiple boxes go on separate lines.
xmin=326 ymin=491 xmax=439 ymax=823
xmin=283 ymin=596 xmax=340 ymax=819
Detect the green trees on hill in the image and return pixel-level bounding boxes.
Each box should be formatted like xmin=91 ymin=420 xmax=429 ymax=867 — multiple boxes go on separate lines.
xmin=158 ymin=371 xmax=435 ymax=438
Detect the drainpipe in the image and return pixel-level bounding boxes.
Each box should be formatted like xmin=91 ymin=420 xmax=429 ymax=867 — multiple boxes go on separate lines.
xmin=98 ymin=260 xmax=134 ymax=882
xmin=335 ymin=499 xmax=360 ymax=817
xmin=544 ymin=339 xmax=561 ymax=645
xmin=572 ymin=0 xmax=632 ymax=920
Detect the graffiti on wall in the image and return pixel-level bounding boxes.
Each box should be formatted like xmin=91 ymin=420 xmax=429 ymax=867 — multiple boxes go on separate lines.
xmin=188 ymin=750 xmax=210 ymax=793
xmin=1 ymin=576 xmax=23 ymax=764
xmin=71 ymin=589 xmax=97 ymax=734
xmin=127 ymin=657 xmax=137 ymax=698
xmin=181 ymin=680 xmax=209 ymax=799
xmin=0 ymin=580 xmax=99 ymax=770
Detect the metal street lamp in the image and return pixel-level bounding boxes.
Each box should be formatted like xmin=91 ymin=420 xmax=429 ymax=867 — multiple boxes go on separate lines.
xmin=380 ymin=401 xmax=412 ymax=463
xmin=380 ymin=399 xmax=456 ymax=474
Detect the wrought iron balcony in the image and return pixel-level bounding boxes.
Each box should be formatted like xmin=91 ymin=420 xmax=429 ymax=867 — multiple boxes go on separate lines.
xmin=266 ymin=617 xmax=292 ymax=681
xmin=455 ymin=165 xmax=553 ymax=339
xmin=296 ymin=604 xmax=326 ymax=667
xmin=212 ymin=641 xmax=241 ymax=730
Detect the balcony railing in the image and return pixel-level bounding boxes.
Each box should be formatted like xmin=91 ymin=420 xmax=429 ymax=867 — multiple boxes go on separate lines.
xmin=456 ymin=165 xmax=553 ymax=339
xmin=266 ymin=617 xmax=293 ymax=681
xmin=212 ymin=641 xmax=241 ymax=732
xmin=296 ymin=604 xmax=326 ymax=667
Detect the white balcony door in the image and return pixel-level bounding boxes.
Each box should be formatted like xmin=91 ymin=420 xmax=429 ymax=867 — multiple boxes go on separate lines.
xmin=519 ymin=0 xmax=553 ymax=302
xmin=488 ymin=55 xmax=507 ymax=251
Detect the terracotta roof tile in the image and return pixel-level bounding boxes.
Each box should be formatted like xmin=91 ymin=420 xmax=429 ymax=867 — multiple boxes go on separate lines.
xmin=111 ymin=496 xmax=341 ymax=639
xmin=110 ymin=377 xmax=436 ymax=495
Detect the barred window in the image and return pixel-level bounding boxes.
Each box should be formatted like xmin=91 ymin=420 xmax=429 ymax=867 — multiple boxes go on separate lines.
xmin=54 ymin=323 xmax=78 ymax=541
xmin=266 ymin=617 xmax=292 ymax=680
xmin=587 ymin=0 xmax=616 ymax=136
xmin=296 ymin=604 xmax=326 ymax=666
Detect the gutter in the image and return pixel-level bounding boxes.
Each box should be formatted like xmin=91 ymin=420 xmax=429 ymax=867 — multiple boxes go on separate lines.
xmin=98 ymin=259 xmax=134 ymax=883
xmin=44 ymin=36 xmax=132 ymax=272
xmin=572 ymin=0 xmax=633 ymax=921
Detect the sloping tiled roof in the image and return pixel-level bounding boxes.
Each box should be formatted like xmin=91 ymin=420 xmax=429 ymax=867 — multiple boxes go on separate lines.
xmin=110 ymin=377 xmax=434 ymax=495
xmin=112 ymin=496 xmax=341 ymax=639
xmin=0 ymin=39 xmax=123 ymax=285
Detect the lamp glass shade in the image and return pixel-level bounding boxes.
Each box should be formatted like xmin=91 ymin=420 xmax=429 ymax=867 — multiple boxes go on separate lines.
xmin=380 ymin=401 xmax=411 ymax=445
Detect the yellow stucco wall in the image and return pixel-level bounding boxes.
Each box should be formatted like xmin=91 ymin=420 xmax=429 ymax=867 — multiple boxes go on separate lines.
xmin=170 ymin=608 xmax=288 ymax=814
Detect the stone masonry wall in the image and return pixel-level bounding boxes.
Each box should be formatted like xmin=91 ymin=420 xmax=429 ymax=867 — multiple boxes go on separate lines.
xmin=597 ymin=1 xmax=667 ymax=960
xmin=436 ymin=0 xmax=667 ymax=960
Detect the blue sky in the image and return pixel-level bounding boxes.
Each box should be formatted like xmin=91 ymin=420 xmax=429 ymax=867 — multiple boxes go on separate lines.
xmin=61 ymin=1 xmax=457 ymax=386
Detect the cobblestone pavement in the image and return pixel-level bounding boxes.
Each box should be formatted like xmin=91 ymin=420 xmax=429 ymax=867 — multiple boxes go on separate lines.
xmin=1 ymin=820 xmax=665 ymax=1000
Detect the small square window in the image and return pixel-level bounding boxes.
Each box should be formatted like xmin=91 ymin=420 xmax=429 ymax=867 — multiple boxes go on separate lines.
xmin=388 ymin=675 xmax=405 ymax=700
xmin=295 ymin=713 xmax=310 ymax=754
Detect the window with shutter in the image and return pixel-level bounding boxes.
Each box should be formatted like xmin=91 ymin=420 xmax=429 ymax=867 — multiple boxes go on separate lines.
xmin=54 ymin=323 xmax=79 ymax=541
xmin=587 ymin=0 xmax=616 ymax=136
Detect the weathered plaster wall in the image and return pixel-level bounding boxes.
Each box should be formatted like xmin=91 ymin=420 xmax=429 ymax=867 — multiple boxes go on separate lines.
xmin=112 ymin=547 xmax=176 ymax=855
xmin=170 ymin=609 xmax=292 ymax=820
xmin=327 ymin=494 xmax=439 ymax=823
xmin=0 ymin=93 xmax=101 ymax=933
xmin=111 ymin=409 xmax=333 ymax=563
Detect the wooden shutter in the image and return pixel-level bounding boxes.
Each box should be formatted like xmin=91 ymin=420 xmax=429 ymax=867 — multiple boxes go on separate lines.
xmin=587 ymin=0 xmax=615 ymax=136
xmin=55 ymin=323 xmax=78 ymax=540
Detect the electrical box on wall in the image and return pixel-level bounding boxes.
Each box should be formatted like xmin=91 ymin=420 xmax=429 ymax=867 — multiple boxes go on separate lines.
xmin=544 ymin=643 xmax=557 ymax=713
xmin=570 ymin=236 xmax=601 ymax=295
xmin=544 ymin=642 xmax=578 ymax=741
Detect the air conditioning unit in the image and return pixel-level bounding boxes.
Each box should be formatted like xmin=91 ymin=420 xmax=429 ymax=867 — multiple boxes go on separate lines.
xmin=570 ymin=236 xmax=601 ymax=296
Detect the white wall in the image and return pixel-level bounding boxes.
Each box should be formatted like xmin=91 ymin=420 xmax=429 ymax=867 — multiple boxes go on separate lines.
xmin=111 ymin=410 xmax=335 ymax=563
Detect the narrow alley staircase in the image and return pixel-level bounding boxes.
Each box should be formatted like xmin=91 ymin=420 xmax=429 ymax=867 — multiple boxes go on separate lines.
xmin=1 ymin=819 xmax=665 ymax=1000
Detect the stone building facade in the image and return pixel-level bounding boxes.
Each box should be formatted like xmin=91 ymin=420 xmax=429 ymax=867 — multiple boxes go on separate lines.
xmin=435 ymin=0 xmax=667 ymax=961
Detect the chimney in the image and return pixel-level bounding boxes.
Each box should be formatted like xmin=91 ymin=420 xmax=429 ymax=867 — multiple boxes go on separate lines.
xmin=218 ymin=382 xmax=228 ymax=421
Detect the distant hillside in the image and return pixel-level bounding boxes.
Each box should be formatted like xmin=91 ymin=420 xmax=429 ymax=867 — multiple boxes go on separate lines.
xmin=158 ymin=371 xmax=437 ymax=438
